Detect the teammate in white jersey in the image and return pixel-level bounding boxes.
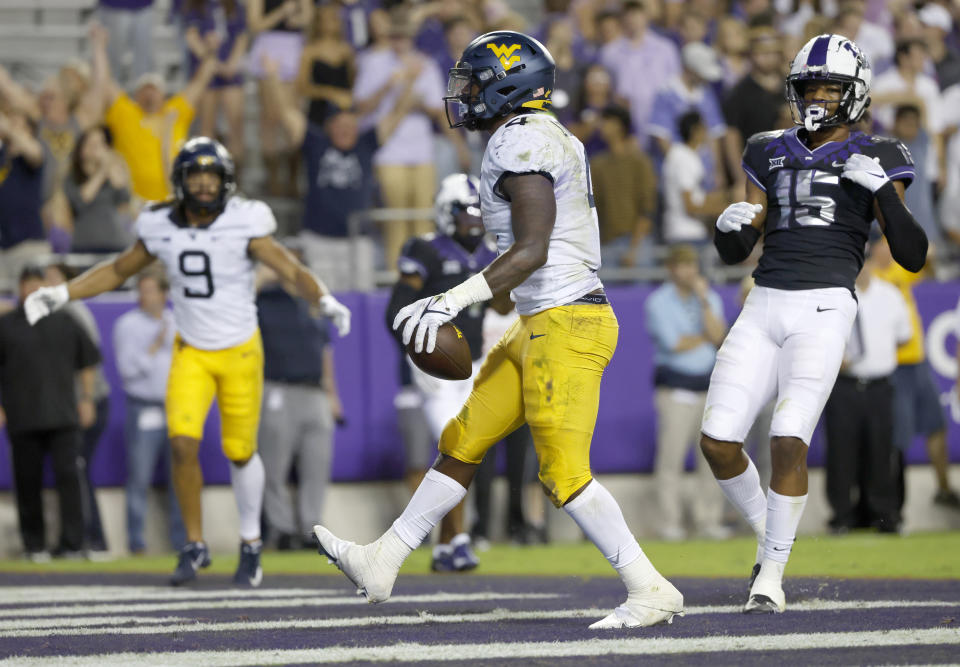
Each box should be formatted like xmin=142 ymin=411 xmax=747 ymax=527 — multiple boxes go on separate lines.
xmin=313 ymin=31 xmax=682 ymax=630
xmin=25 ymin=137 xmax=351 ymax=586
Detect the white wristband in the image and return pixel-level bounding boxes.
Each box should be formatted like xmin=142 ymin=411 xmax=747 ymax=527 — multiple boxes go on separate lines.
xmin=443 ymin=272 xmax=493 ymax=311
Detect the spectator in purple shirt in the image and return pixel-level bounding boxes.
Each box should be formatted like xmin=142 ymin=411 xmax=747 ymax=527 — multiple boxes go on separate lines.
xmin=247 ymin=0 xmax=312 ymax=196
xmin=648 ymin=42 xmax=736 ymax=192
xmin=412 ymin=0 xmax=481 ymax=70
xmin=98 ymin=0 xmax=156 ymax=86
xmin=352 ymin=12 xmax=469 ymax=269
xmin=0 ymin=106 xmax=49 ymax=295
xmin=434 ymin=17 xmax=479 ymax=79
xmin=599 ymin=0 xmax=681 ymax=142
xmin=262 ymin=55 xmax=420 ymax=291
xmin=340 ymin=0 xmax=384 ymax=52
xmin=545 ymin=16 xmax=588 ymax=127
xmin=593 ymin=9 xmax=623 ymax=51
xmin=181 ymin=0 xmax=250 ymax=178
xmin=570 ymin=63 xmax=616 ymax=157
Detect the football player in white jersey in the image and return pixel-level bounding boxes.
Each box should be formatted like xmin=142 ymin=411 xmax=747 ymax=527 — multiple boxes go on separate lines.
xmin=313 ymin=31 xmax=682 ymax=629
xmin=25 ymin=137 xmax=351 ymax=587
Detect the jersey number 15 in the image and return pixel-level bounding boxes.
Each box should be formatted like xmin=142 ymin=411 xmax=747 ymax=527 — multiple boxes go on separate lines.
xmin=773 ymin=169 xmax=839 ymax=229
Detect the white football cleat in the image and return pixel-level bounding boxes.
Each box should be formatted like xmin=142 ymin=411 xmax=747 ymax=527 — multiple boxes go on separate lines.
xmin=589 ymin=575 xmax=684 ymax=629
xmin=743 ymin=560 xmax=786 ymax=613
xmin=313 ymin=525 xmax=398 ymax=603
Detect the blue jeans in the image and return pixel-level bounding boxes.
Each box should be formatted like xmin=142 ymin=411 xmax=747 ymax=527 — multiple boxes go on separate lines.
xmin=124 ymin=396 xmax=185 ymax=553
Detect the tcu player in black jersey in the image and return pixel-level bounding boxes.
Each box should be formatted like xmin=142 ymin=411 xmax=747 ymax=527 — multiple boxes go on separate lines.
xmin=699 ymin=34 xmax=928 ymax=614
xmin=385 ymin=173 xmax=499 ymax=572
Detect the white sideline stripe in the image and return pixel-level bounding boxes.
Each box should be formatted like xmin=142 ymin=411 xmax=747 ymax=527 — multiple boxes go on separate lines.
xmin=0 ymin=617 xmax=190 ymax=631
xmin=0 ymin=599 xmax=955 ymax=638
xmin=3 ymin=628 xmax=959 ymax=665
xmin=0 ymin=592 xmax=561 ymax=619
xmin=0 ymin=587 xmax=339 ymax=604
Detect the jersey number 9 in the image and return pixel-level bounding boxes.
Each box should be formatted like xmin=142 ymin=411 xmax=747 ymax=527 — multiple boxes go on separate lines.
xmin=178 ymin=250 xmax=214 ymax=298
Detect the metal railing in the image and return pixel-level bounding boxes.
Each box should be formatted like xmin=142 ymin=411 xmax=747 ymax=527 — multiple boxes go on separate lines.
xmin=5 ymin=209 xmax=958 ymax=296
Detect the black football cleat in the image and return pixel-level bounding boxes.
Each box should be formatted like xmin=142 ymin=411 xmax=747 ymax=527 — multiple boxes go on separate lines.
xmin=233 ymin=540 xmax=263 ymax=587
xmin=170 ymin=541 xmax=211 ymax=586
xmin=743 ymin=594 xmax=783 ymax=614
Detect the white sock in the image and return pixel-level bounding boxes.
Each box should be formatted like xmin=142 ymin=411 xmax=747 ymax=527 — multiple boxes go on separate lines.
xmin=371 ymin=527 xmax=413 ymax=573
xmin=392 ymin=468 xmax=467 ymax=549
xmin=755 ymin=559 xmax=785 ymax=588
xmin=717 ymin=457 xmax=767 ymax=562
xmin=451 ymin=533 xmax=471 ymax=548
xmin=563 ymin=480 xmax=642 ymax=569
xmin=617 ymin=550 xmax=664 ymax=602
xmin=764 ymin=489 xmax=807 ymax=564
xmin=230 ymin=453 xmax=265 ymax=542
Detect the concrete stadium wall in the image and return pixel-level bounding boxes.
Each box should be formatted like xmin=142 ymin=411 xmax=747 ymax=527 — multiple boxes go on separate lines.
xmin=1 ymin=465 xmax=958 ymax=559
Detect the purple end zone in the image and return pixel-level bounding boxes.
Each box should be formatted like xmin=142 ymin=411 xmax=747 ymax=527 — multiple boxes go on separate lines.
xmin=0 ymin=573 xmax=957 ymax=664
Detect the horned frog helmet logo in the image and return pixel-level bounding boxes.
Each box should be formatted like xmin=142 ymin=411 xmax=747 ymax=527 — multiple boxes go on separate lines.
xmin=486 ymin=43 xmax=522 ymax=70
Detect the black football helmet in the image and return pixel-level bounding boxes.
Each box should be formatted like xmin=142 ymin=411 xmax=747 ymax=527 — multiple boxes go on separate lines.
xmin=444 ymin=31 xmax=555 ymax=131
xmin=171 ymin=137 xmax=236 ymax=217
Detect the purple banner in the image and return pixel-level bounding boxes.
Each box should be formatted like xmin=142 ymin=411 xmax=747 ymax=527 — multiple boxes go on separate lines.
xmin=1 ymin=283 xmax=957 ymax=489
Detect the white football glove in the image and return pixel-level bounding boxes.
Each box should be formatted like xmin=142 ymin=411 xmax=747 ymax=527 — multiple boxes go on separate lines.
xmin=393 ymin=293 xmax=461 ymax=354
xmin=717 ymin=202 xmax=763 ymax=233
xmin=23 ymin=284 xmax=69 ymax=326
xmin=841 ymin=153 xmax=889 ymax=193
xmin=319 ymin=295 xmax=351 ymax=337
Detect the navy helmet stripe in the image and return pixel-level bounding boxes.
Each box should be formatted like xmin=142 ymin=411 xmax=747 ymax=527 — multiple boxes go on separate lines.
xmin=807 ymin=35 xmax=831 ymax=67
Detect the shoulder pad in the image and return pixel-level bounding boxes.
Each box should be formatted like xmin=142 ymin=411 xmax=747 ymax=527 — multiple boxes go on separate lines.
xmin=859 ymin=134 xmax=915 ymax=185
xmin=742 ymin=130 xmax=788 ymax=190
xmin=745 ymin=129 xmax=786 ymax=147
xmin=222 ymin=197 xmax=277 ymax=236
xmin=148 ymin=199 xmax=176 ymax=212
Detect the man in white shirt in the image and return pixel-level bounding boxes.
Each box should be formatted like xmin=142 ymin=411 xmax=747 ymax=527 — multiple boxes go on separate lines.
xmin=823 ymin=244 xmax=911 ymax=534
xmin=113 ymin=271 xmax=185 ymax=555
xmin=834 ymin=3 xmax=895 ymax=73
xmin=599 ymin=0 xmax=680 ymax=141
xmin=872 ymin=39 xmax=944 ymax=179
xmin=662 ymin=111 xmax=729 ymax=243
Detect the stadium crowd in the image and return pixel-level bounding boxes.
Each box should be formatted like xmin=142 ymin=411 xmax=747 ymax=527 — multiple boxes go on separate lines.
xmin=3 ymin=0 xmax=960 ymax=290
xmin=0 ymin=0 xmax=959 ymax=561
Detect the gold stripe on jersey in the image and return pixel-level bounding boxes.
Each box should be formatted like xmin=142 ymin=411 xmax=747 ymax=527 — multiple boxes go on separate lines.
xmin=166 ymin=330 xmax=264 ymax=461
xmin=438 ymin=304 xmax=618 ymax=506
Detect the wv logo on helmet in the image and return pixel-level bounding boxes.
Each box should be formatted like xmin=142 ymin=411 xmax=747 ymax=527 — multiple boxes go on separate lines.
xmin=487 ymin=43 xmax=522 ymax=70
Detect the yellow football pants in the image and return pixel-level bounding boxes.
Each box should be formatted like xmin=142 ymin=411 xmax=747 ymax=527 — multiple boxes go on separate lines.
xmin=439 ymin=304 xmax=619 ymax=507
xmin=166 ymin=331 xmax=264 ymax=462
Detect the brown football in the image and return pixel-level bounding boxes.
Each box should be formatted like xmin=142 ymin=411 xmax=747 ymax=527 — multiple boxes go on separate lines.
xmin=406 ymin=322 xmax=473 ymax=381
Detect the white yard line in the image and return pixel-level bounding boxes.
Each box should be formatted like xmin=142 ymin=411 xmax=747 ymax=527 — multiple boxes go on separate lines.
xmin=0 ymin=587 xmax=340 ymax=604
xmin=0 ymin=616 xmax=190 ymax=631
xmin=0 ymin=591 xmax=561 ymax=620
xmin=0 ymin=599 xmax=955 ymax=638
xmin=3 ymin=628 xmax=959 ymax=665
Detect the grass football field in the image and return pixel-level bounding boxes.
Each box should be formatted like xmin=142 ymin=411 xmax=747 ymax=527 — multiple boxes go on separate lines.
xmin=1 ymin=530 xmax=957 ymax=579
